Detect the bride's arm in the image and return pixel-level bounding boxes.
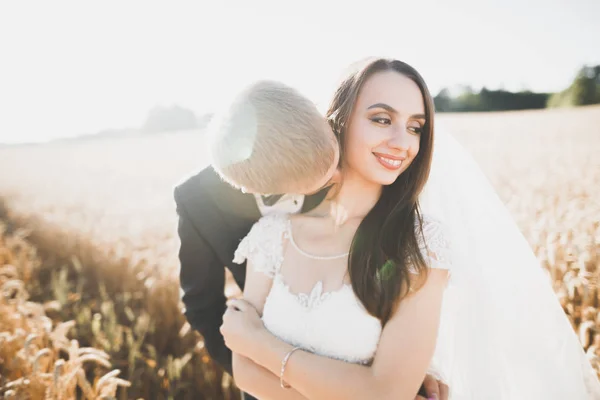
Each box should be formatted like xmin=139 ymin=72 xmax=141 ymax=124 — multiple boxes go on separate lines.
xmin=233 ymin=355 xmax=308 ymax=400
xmin=245 ymin=269 xmax=449 ymax=400
xmin=230 ymin=262 xmax=308 ymax=400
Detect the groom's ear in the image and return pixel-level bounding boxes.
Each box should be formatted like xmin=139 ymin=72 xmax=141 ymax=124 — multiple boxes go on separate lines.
xmin=319 ymin=168 xmax=341 ymax=191
xmin=329 ymin=169 xmax=342 ymax=185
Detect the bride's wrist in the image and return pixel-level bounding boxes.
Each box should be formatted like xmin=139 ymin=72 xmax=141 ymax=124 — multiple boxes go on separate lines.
xmin=251 ymin=329 xmax=294 ymax=374
xmin=247 ymin=325 xmax=271 ymax=359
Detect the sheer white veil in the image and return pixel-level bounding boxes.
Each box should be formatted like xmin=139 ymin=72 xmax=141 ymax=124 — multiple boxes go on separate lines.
xmin=418 ymin=123 xmax=600 ymax=399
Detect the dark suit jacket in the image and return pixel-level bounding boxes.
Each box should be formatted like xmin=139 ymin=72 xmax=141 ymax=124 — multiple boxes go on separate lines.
xmin=174 ymin=166 xmax=328 ymax=375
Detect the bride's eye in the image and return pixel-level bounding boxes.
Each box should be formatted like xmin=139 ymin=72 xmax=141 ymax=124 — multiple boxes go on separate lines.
xmin=408 ymin=121 xmax=424 ymax=135
xmin=371 ymin=116 xmax=391 ymax=125
xmin=408 ymin=126 xmax=423 ymax=135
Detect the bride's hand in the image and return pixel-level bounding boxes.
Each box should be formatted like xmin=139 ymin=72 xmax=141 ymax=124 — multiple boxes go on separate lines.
xmin=220 ymin=298 xmax=266 ymax=358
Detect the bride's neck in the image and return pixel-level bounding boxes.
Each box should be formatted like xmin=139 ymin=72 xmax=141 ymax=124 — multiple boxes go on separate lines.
xmin=319 ymin=170 xmax=382 ymax=223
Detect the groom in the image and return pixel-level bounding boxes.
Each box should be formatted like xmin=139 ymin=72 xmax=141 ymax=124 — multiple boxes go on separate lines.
xmin=174 ymin=81 xmax=448 ymax=400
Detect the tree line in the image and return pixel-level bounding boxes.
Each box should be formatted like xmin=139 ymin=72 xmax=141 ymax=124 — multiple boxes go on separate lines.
xmin=434 ymin=65 xmax=600 ymax=112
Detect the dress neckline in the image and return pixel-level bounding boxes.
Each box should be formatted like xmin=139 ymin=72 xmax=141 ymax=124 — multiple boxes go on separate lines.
xmin=271 ymin=274 xmax=355 ymax=310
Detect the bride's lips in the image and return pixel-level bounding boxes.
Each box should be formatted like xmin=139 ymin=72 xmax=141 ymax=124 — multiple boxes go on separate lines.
xmin=373 ymin=152 xmax=405 ymax=170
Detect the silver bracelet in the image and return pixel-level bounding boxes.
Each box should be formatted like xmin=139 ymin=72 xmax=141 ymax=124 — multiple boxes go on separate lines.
xmin=280 ymin=346 xmax=302 ymax=389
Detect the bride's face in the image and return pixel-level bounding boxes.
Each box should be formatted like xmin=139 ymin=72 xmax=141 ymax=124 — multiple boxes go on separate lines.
xmin=343 ymin=70 xmax=425 ymax=186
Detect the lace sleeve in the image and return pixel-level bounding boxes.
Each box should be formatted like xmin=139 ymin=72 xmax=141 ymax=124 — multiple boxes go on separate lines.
xmin=416 ymin=215 xmax=453 ymax=271
xmin=232 ymin=214 xmax=290 ymax=278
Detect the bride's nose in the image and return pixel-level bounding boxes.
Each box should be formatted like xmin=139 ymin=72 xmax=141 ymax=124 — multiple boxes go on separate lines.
xmin=387 ymin=124 xmax=412 ymax=151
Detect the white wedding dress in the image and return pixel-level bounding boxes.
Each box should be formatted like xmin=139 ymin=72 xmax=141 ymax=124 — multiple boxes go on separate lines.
xmin=233 ymin=212 xmax=452 ymax=378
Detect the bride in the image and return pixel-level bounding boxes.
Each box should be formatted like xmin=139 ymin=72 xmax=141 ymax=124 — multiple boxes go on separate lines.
xmin=219 ymin=58 xmax=600 ymax=399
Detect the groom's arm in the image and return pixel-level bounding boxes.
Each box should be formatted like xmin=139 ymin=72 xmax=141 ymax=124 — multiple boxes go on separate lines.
xmin=175 ymin=185 xmax=232 ymax=375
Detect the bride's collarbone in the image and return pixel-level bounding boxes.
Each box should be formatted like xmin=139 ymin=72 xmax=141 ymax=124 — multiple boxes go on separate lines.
xmin=280 ymin=215 xmax=355 ymax=293
xmin=288 ymin=215 xmax=357 ymax=253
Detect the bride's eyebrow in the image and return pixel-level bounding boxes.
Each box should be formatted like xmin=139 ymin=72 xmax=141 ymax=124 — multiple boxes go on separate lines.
xmin=367 ymin=103 xmax=397 ymax=114
xmin=367 ymin=103 xmax=425 ymax=120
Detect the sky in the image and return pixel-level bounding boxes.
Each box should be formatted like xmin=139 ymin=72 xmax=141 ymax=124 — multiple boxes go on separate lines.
xmin=0 ymin=0 xmax=598 ymax=144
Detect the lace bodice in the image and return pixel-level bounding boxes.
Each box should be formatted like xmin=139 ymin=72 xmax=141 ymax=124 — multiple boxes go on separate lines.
xmin=233 ymin=213 xmax=453 ymax=372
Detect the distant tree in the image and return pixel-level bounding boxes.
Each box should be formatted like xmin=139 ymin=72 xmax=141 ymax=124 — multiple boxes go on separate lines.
xmin=452 ymin=87 xmax=484 ymax=112
xmin=434 ymin=86 xmax=550 ymax=113
xmin=571 ymin=66 xmax=599 ymax=105
xmin=547 ymin=65 xmax=600 ymax=108
xmin=547 ymin=89 xmax=574 ymax=108
xmin=434 ymin=88 xmax=452 ymax=112
xmin=142 ymin=105 xmax=199 ymax=133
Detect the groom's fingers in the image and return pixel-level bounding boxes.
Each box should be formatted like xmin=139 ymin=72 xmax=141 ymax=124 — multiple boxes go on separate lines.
xmin=422 ymin=374 xmax=440 ymax=400
xmin=439 ymin=381 xmax=449 ymax=400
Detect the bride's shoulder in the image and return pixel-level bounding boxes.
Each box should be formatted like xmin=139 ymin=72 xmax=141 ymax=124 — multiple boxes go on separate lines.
xmin=242 ymin=213 xmax=291 ymax=246
xmin=232 ymin=213 xmax=291 ymax=274
xmin=415 ymin=213 xmax=453 ymax=270
xmin=252 ymin=213 xmax=291 ymax=232
xmin=415 ymin=214 xmax=448 ymax=237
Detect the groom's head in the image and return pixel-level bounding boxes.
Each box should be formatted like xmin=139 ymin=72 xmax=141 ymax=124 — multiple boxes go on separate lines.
xmin=208 ymin=80 xmax=340 ymax=195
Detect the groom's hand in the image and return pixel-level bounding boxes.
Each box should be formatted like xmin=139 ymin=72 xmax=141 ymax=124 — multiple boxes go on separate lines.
xmin=415 ymin=373 xmax=448 ymax=400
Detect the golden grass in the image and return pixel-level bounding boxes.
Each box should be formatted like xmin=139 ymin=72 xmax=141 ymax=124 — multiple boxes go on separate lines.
xmin=0 ymin=105 xmax=599 ymax=397
xmin=0 ymin=213 xmax=239 ymax=399
xmin=0 ymin=224 xmax=131 ymax=399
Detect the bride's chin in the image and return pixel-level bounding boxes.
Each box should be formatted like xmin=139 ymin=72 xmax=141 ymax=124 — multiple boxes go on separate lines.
xmin=368 ymin=177 xmax=396 ymax=187
xmin=371 ymin=172 xmax=400 ymax=186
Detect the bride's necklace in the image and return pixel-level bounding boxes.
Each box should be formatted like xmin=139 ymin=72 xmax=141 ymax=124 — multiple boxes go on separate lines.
xmin=287 ymin=230 xmax=350 ymax=260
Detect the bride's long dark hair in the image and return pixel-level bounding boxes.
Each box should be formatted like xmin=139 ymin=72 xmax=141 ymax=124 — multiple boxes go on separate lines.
xmin=326 ymin=58 xmax=436 ymax=325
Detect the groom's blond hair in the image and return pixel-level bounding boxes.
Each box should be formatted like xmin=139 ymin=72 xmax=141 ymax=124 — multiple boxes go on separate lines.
xmin=208 ymin=80 xmax=337 ymax=194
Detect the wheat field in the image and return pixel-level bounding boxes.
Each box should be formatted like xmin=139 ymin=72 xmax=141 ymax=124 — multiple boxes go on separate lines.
xmin=1 ymin=105 xmax=599 ymax=398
